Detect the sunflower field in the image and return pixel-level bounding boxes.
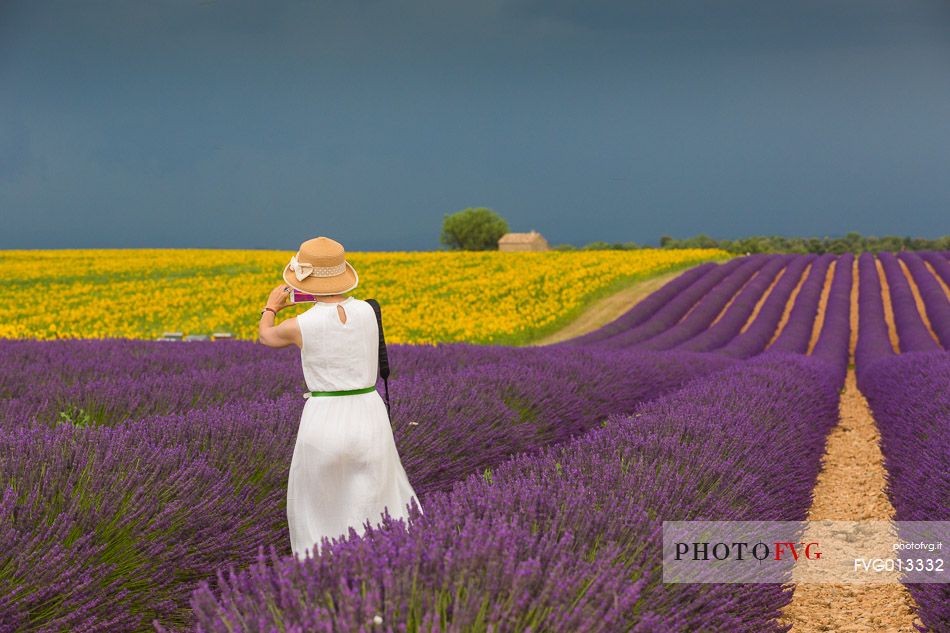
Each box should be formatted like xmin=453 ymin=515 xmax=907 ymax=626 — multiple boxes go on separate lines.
xmin=0 ymin=248 xmax=727 ymax=344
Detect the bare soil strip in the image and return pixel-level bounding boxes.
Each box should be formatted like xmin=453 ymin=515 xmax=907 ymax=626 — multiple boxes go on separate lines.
xmin=531 ymin=270 xmax=684 ymax=345
xmin=782 ymin=262 xmax=922 ymax=633
xmin=899 ymin=259 xmax=941 ymax=343
xmin=806 ymin=260 xmax=836 ymax=354
xmin=766 ymin=261 xmax=812 ymax=347
xmin=874 ymin=258 xmax=901 ymax=353
xmin=923 ymin=260 xmax=950 ymax=300
xmin=779 ymin=370 xmax=922 ymax=633
xmin=708 ymin=268 xmax=761 ymax=327
xmin=677 ymin=269 xmax=720 ymax=325
xmin=738 ymin=263 xmax=788 ymax=334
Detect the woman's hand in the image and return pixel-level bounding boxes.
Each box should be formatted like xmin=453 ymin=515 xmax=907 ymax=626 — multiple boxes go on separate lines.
xmin=259 ymin=284 xmax=302 ymax=349
xmin=266 ymin=284 xmax=292 ymax=312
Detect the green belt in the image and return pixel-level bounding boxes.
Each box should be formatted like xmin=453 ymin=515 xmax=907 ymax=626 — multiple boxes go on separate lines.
xmin=303 ymin=385 xmax=376 ymax=399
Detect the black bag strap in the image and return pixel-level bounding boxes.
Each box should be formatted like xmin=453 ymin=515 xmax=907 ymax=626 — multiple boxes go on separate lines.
xmin=365 ymin=298 xmax=391 ymax=419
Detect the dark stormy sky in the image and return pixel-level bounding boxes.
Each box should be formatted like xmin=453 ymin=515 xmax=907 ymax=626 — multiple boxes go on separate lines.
xmin=2 ymin=0 xmax=949 ymax=251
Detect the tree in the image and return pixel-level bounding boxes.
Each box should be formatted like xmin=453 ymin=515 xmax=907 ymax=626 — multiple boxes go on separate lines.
xmin=440 ymin=207 xmax=509 ymax=251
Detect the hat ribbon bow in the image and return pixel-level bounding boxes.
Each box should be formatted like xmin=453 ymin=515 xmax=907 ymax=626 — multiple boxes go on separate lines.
xmin=289 ymin=254 xmax=347 ymax=280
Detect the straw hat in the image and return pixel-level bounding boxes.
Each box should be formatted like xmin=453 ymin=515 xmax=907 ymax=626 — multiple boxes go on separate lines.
xmin=282 ymin=236 xmax=359 ymax=295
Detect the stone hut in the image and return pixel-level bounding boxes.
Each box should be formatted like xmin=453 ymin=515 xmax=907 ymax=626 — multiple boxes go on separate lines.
xmin=498 ymin=230 xmax=550 ymax=252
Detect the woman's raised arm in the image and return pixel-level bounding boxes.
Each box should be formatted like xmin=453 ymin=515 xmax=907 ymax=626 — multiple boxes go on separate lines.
xmin=259 ymin=284 xmax=302 ymax=348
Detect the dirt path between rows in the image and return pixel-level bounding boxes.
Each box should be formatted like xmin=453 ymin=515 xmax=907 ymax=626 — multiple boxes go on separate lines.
xmin=876 ymin=258 xmax=901 ymax=352
xmin=779 ymin=370 xmax=922 ymax=632
xmin=767 ymin=261 xmax=812 ymax=347
xmin=531 ymin=270 xmax=683 ymax=345
xmin=898 ymin=258 xmax=940 ymax=343
xmin=780 ymin=259 xmax=922 ymax=633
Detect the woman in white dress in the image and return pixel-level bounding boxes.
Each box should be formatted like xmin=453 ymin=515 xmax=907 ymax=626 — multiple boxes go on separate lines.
xmin=258 ymin=235 xmax=422 ymax=559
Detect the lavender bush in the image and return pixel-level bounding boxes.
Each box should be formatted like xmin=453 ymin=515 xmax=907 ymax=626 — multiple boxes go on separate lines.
xmin=854 ymin=252 xmax=895 ymax=385
xmin=715 ymin=255 xmax=813 ymax=358
xmin=809 ymin=253 xmax=853 ymax=388
xmin=859 ymin=351 xmax=950 ymax=633
xmin=0 ymin=338 xmax=302 ymax=428
xmin=0 ymin=340 xmax=733 ymax=632
xmin=920 ymin=251 xmax=950 ymax=287
xmin=877 ymin=252 xmax=941 ymax=353
xmin=588 ymin=258 xmax=748 ymax=349
xmin=184 ymin=354 xmax=839 ymax=633
xmin=674 ymin=255 xmax=790 ymax=353
xmin=562 ymin=262 xmax=719 ymax=346
xmin=765 ymin=254 xmax=835 ymax=354
xmin=899 ymin=252 xmax=950 ymax=348
xmin=632 ymin=255 xmax=770 ymax=351
xmin=849 ymin=252 xmax=949 ymax=631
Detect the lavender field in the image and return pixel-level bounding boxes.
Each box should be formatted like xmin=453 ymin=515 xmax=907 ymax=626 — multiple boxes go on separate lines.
xmin=2 ymin=252 xmax=948 ymax=632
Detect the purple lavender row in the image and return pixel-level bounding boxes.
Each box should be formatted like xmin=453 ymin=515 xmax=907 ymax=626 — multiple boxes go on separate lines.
xmin=919 ymin=251 xmax=950 ymax=288
xmin=715 ymin=255 xmax=814 ymax=358
xmin=0 ymin=418 xmax=280 ymax=633
xmin=810 ymin=253 xmax=854 ymax=388
xmin=183 ymin=354 xmax=840 ymax=633
xmin=898 ymin=252 xmax=950 ymax=349
xmin=877 ymin=252 xmax=941 ymax=353
xmin=388 ymin=342 xmax=539 ymax=377
xmin=590 ymin=257 xmax=749 ymax=349
xmin=0 ymin=343 xmax=735 ymax=631
xmin=0 ymin=349 xmax=303 ymax=430
xmin=1 ymin=342 xmax=739 ymax=496
xmin=0 ymin=338 xmax=732 ymax=433
xmin=675 ymin=255 xmax=791 ymax=353
xmin=634 ymin=255 xmax=772 ymax=351
xmin=560 ymin=262 xmax=719 ymax=346
xmin=388 ymin=347 xmax=736 ymax=494
xmin=0 ymin=339 xmax=548 ymax=429
xmin=854 ymin=253 xmax=895 ymax=386
xmin=0 ymin=337 xmax=296 ymax=398
xmin=858 ymin=351 xmax=950 ymax=632
xmin=765 ymin=254 xmax=835 ymax=354
xmin=0 ymin=326 xmax=610 ymax=415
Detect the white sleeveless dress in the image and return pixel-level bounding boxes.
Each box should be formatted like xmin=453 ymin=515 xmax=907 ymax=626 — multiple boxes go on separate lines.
xmin=286 ymin=296 xmax=422 ymax=559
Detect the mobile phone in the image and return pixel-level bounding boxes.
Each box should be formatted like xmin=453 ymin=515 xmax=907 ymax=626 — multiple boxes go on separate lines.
xmin=290 ymin=290 xmax=319 ymax=303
